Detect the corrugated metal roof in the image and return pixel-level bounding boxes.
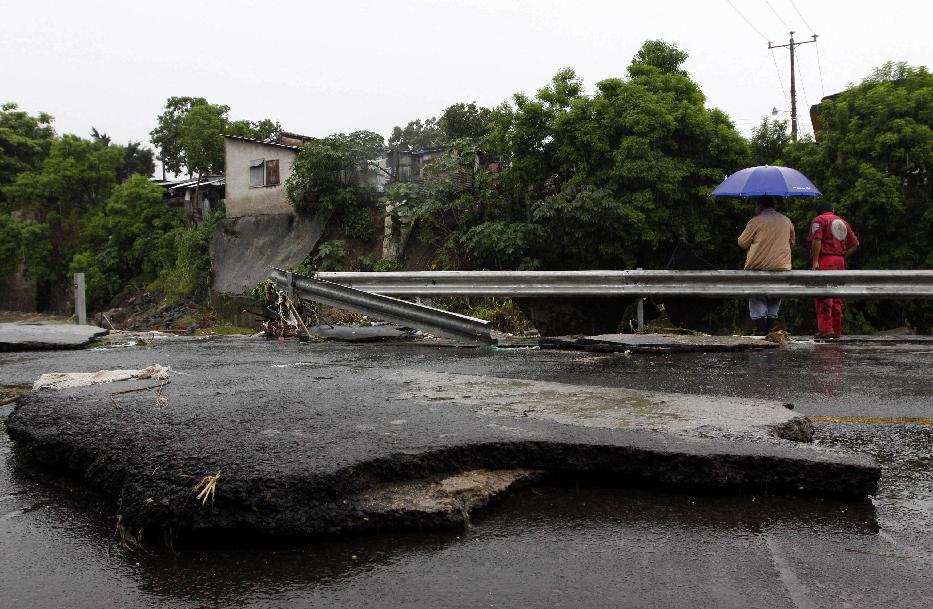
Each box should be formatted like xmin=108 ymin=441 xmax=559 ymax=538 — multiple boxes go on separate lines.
xmin=224 ymin=134 xmax=301 ymax=151
xmin=166 ymin=176 xmax=225 ymax=193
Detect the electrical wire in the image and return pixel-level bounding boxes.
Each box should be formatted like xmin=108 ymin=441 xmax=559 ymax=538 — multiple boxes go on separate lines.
xmin=787 ymin=0 xmax=825 ymax=97
xmin=787 ymin=0 xmax=815 ymax=34
xmin=795 ymin=50 xmax=813 ymax=136
xmin=764 ymin=0 xmax=791 ymax=31
xmin=814 ymin=38 xmax=826 ymax=98
xmin=725 ymin=0 xmax=771 ymax=42
xmin=770 ymin=49 xmax=790 ymax=110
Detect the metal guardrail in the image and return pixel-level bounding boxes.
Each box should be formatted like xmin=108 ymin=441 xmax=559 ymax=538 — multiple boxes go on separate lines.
xmin=315 ymin=270 xmax=933 ymax=299
xmin=269 ymin=268 xmax=493 ymax=343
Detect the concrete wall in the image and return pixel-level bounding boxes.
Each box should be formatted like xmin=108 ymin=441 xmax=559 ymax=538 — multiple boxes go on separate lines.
xmin=210 ymin=211 xmax=330 ymax=295
xmin=224 ymin=138 xmax=298 ymax=217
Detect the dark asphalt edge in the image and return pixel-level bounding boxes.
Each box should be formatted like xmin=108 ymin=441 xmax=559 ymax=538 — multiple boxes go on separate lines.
xmin=5 ymin=398 xmax=880 ymax=547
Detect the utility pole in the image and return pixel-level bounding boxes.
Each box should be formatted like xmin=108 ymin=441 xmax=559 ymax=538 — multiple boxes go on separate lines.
xmin=769 ymin=31 xmax=817 ymax=141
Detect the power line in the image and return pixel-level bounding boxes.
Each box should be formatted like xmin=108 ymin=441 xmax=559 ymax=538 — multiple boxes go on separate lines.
xmin=786 ymin=0 xmax=824 ymax=97
xmin=814 ymin=38 xmax=826 ymax=97
xmin=770 ymin=49 xmax=790 ymax=109
xmin=725 ymin=0 xmax=771 ymax=42
xmin=764 ymin=0 xmax=791 ymax=31
xmin=787 ymin=0 xmax=815 ymax=34
xmin=795 ymin=49 xmax=813 ymax=136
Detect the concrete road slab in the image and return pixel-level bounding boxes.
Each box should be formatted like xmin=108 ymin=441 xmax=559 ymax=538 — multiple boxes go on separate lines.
xmin=542 ymin=332 xmax=779 ymax=352
xmin=0 ymin=323 xmax=107 ymax=351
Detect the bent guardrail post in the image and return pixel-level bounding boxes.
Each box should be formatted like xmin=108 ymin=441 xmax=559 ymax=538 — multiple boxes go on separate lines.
xmin=269 ymin=268 xmax=493 ymax=343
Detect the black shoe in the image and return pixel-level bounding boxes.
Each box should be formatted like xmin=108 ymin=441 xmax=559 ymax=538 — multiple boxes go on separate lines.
xmin=754 ymin=318 xmax=767 ymax=335
xmin=765 ymin=318 xmax=775 ymax=333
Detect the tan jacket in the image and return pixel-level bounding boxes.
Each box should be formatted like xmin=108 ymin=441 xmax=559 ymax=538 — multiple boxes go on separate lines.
xmin=738 ymin=208 xmax=795 ymax=271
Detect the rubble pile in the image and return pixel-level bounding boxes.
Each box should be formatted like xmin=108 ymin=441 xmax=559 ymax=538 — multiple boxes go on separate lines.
xmin=96 ymin=292 xmax=201 ymax=333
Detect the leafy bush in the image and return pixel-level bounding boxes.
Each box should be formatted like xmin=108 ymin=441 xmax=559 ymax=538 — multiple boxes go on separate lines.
xmin=155 ymin=214 xmax=218 ymax=302
xmin=434 ymin=297 xmax=531 ymax=334
xmin=69 ymin=175 xmax=186 ymax=308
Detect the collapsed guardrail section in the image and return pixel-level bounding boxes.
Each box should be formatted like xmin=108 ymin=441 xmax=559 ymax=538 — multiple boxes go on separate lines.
xmin=268 ymin=268 xmax=493 ymax=342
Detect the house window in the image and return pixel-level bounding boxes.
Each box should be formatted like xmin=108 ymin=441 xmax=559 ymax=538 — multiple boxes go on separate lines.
xmin=249 ymin=158 xmax=281 ymax=187
xmin=265 ymin=159 xmax=280 ymax=186
xmin=249 ymin=159 xmax=265 ymax=187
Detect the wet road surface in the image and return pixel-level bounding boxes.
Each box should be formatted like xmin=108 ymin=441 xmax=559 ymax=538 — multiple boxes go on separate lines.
xmin=2 ymin=337 xmax=932 ymax=608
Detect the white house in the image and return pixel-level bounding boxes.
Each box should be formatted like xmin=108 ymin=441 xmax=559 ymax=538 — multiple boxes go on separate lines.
xmin=223 ymin=134 xmax=304 ymax=217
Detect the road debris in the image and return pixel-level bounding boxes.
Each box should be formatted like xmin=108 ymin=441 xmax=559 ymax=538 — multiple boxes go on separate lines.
xmin=33 ymin=365 xmax=171 ymax=390
xmin=193 ymin=473 xmax=220 ymax=506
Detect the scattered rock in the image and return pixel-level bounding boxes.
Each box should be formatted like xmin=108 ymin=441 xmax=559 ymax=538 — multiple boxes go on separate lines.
xmin=765 ymin=330 xmax=792 ymax=344
xmin=770 ymin=416 xmax=815 ymax=443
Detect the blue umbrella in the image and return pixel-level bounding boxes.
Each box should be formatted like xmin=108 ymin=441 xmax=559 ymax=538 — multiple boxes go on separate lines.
xmin=712 ymin=165 xmax=821 ymax=197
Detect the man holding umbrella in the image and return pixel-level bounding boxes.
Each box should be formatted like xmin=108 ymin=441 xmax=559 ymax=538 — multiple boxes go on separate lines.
xmin=737 ymin=195 xmax=795 ymax=335
xmin=713 ymin=165 xmax=822 ymax=336
xmin=808 ymin=201 xmax=859 ymax=338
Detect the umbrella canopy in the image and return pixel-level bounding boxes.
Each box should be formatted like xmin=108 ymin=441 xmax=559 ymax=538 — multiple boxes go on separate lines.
xmin=712 ymin=165 xmax=821 ymax=197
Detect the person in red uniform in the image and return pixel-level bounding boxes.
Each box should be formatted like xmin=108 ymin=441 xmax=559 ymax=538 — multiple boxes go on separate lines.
xmin=808 ymin=201 xmax=859 ymax=338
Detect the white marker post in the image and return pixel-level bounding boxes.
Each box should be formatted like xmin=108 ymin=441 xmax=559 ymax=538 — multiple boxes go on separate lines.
xmin=74 ymin=272 xmax=86 ymax=325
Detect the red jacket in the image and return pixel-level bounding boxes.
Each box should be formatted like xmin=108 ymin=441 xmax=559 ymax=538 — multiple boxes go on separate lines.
xmin=807 ymin=212 xmax=859 ymax=257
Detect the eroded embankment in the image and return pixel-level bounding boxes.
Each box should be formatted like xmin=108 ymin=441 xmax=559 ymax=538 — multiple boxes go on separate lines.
xmin=5 ymin=387 xmax=879 ymax=547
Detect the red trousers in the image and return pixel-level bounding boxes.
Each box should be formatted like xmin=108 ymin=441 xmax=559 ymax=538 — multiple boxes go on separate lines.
xmin=815 ymin=255 xmax=846 ymax=335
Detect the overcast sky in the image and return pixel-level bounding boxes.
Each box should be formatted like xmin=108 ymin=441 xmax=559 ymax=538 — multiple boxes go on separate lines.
xmin=2 ymin=0 xmax=930 ymax=172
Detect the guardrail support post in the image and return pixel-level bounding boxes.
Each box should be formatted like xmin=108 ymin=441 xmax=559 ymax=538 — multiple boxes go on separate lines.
xmin=74 ymin=272 xmax=86 ymax=325
xmin=636 ymin=298 xmax=645 ymax=333
xmin=285 ymin=271 xmax=294 ymax=299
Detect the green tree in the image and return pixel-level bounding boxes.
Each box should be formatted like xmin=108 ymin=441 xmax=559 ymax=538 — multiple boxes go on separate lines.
xmin=71 ymin=175 xmax=185 ymax=307
xmin=91 ymin=128 xmax=155 ymax=181
xmin=782 ymin=61 xmax=932 ymax=270
xmin=395 ymin=41 xmax=750 ymax=273
xmin=0 ymin=103 xmax=56 ymax=207
xmin=150 ymin=96 xmax=281 ymax=177
xmin=780 ymin=61 xmax=933 ymax=330
xmin=149 ymin=96 xmax=208 ymax=176
xmin=3 ymin=135 xmax=124 ymax=217
xmin=438 ymin=102 xmax=493 ymax=141
xmin=749 ymin=118 xmax=790 ymax=166
xmin=516 ymin=46 xmax=748 ymax=269
xmin=389 ymin=102 xmax=493 ymax=152
xmin=286 ymin=131 xmax=386 ymax=213
xmin=179 ymin=103 xmax=228 ymax=177
xmin=388 ymin=117 xmax=443 ymax=150
xmin=629 ymin=39 xmax=690 ymax=76
xmin=120 ymin=141 xmax=156 ymax=181
xmin=227 ymin=118 xmax=282 ymax=143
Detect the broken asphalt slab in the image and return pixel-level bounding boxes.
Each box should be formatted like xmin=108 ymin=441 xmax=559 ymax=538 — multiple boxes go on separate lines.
xmin=307 ymin=324 xmax=414 ymax=342
xmin=3 ymin=338 xmax=878 ymax=546
xmin=0 ymin=323 xmax=108 ymax=352
xmin=541 ymin=333 xmax=779 ymax=353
